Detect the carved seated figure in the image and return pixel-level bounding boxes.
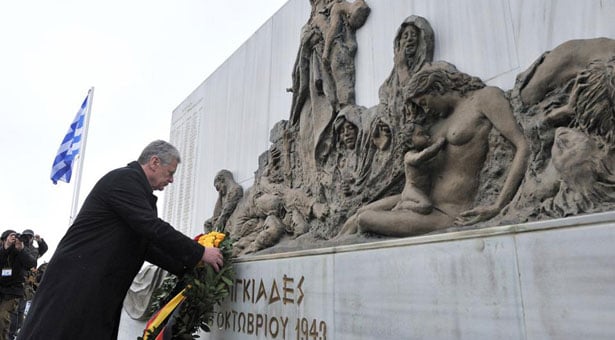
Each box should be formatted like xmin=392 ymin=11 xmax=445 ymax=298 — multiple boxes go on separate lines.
xmin=339 ymin=123 xmax=445 ymax=235
xmin=338 ymin=62 xmax=530 ymax=237
xmin=204 ymin=169 xmax=243 ymax=232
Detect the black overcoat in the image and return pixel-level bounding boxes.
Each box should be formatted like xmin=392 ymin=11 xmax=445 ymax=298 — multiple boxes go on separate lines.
xmin=18 ymin=161 xmax=203 ymax=340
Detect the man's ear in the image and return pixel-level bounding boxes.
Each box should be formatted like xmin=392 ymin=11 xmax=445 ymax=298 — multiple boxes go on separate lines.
xmin=148 ymin=156 xmax=160 ymax=170
xmin=143 ymin=156 xmax=157 ymax=176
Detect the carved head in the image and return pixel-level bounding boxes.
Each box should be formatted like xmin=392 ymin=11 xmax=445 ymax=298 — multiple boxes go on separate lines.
xmin=214 ymin=169 xmax=233 ymax=194
xmin=570 ymin=56 xmax=615 ymax=144
xmin=398 ymin=123 xmax=431 ymax=152
xmin=394 ymin=16 xmax=434 ymax=73
xmin=549 ymin=127 xmax=615 ymax=211
xmin=551 ymin=128 xmax=599 ymax=176
xmin=334 ymin=105 xmax=365 ymax=150
xmin=407 ymin=62 xmax=485 ymax=98
xmin=254 ymin=215 xmax=286 ymax=248
xmin=405 ymin=62 xmax=485 ymax=120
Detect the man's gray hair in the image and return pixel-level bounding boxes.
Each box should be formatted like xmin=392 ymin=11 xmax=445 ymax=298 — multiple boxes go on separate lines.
xmin=137 ymin=140 xmax=181 ymax=165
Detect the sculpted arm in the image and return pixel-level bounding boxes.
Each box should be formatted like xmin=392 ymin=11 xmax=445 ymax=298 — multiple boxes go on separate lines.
xmin=459 ymin=87 xmax=529 ymax=224
xmin=216 ymin=186 xmax=244 ymax=229
xmin=406 ymin=137 xmax=446 ymax=166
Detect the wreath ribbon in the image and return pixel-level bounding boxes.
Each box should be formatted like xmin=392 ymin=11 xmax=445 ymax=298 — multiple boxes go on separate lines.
xmin=142 ymin=288 xmax=187 ymax=340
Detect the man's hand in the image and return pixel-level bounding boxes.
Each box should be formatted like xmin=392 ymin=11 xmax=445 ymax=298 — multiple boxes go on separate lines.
xmin=15 ymin=239 xmax=24 ymax=251
xmin=201 ymin=247 xmax=224 ymax=272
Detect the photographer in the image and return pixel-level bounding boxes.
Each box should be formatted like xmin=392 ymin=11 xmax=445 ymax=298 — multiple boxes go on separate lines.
xmin=0 ymin=230 xmax=36 ymax=340
xmin=18 ymin=230 xmax=47 ymax=261
xmin=8 ymin=230 xmax=47 ymax=339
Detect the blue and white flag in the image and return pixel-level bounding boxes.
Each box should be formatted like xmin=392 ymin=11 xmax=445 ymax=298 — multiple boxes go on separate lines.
xmin=50 ymin=92 xmax=90 ymax=184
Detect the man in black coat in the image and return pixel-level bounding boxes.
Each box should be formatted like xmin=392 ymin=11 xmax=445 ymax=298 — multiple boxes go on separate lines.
xmin=18 ymin=140 xmax=224 ymax=340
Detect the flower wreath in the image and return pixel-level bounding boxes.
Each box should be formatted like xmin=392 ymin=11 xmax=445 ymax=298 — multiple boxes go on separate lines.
xmin=139 ymin=231 xmax=234 ymax=340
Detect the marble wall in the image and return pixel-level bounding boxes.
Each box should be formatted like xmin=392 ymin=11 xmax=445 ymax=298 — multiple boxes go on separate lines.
xmin=118 ymin=0 xmax=615 ymax=338
xmin=205 ymin=212 xmax=615 ymax=339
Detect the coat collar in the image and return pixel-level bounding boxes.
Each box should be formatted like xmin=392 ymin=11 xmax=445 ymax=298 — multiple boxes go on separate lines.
xmin=127 ymin=161 xmax=158 ymax=207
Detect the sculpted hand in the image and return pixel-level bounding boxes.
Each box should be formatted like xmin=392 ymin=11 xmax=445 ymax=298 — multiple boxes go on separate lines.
xmin=434 ymin=137 xmax=447 ymax=149
xmin=456 ymin=205 xmax=500 ymax=226
xmin=201 ymin=247 xmax=224 ymax=272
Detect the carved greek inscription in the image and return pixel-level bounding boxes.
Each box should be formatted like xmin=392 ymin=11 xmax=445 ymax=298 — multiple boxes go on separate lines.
xmin=230 ymin=275 xmax=305 ymax=306
xmin=219 ymin=274 xmax=328 ymax=339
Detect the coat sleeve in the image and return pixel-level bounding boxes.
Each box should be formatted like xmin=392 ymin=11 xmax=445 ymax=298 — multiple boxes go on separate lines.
xmin=105 ymin=169 xmax=204 ymax=270
xmin=16 ymin=248 xmax=37 ymax=270
xmin=145 ymin=243 xmax=198 ymax=276
xmin=36 ymin=239 xmax=48 ymax=258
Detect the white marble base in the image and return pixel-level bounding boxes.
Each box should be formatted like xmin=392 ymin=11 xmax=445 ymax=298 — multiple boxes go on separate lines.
xmin=200 ymin=212 xmax=615 ymax=339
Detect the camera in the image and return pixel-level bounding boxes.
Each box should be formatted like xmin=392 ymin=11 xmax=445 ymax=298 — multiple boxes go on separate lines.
xmin=16 ymin=233 xmax=30 ymax=242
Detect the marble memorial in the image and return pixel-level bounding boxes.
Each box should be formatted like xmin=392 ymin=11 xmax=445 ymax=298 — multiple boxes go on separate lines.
xmin=121 ymin=0 xmax=615 ymax=339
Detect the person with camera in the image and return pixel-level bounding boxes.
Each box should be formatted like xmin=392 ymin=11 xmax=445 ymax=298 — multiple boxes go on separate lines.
xmin=8 ymin=229 xmax=47 ymax=339
xmin=0 ymin=230 xmax=36 ymax=340
xmin=18 ymin=230 xmax=47 ymax=262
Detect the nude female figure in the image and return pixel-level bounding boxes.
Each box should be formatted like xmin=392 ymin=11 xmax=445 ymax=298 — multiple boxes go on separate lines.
xmin=339 ymin=62 xmax=530 ymax=237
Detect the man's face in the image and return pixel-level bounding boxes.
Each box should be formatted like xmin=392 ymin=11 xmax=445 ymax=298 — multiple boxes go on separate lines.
xmin=148 ymin=156 xmax=178 ymax=191
xmin=7 ymin=233 xmax=16 ymax=242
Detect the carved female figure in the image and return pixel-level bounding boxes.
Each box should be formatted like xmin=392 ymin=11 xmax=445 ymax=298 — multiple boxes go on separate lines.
xmin=355 ymin=16 xmax=435 ymax=201
xmin=378 ymin=15 xmax=434 ymax=117
xmin=333 ymin=105 xmax=368 ymax=196
xmin=339 ymin=62 xmax=529 ymax=237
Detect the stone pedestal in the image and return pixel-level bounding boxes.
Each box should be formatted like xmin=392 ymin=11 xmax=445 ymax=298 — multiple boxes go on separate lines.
xmin=204 ymin=212 xmax=615 ymax=339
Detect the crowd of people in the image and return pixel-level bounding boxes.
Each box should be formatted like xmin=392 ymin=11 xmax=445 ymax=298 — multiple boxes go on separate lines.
xmin=0 ymin=229 xmax=47 ymax=340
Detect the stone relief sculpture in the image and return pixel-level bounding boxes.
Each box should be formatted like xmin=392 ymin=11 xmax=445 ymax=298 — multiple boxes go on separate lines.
xmin=332 ymin=105 xmax=368 ymax=197
xmin=212 ymin=10 xmax=615 ymax=254
xmin=339 ymin=62 xmax=530 ymax=237
xmin=495 ymin=40 xmax=615 ymax=223
xmin=518 ymin=38 xmax=615 ymax=108
xmin=203 ymin=169 xmax=243 ymax=232
xmin=354 ymin=15 xmax=435 ymax=202
xmin=288 ymin=0 xmax=370 ymax=171
xmin=377 ymin=15 xmax=434 ymax=119
xmin=227 ymin=141 xmax=325 ymax=256
xmin=322 ymin=0 xmax=370 ymax=111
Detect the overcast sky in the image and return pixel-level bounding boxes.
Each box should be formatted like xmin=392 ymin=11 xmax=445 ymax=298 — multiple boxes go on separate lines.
xmin=0 ymin=0 xmax=288 ymax=263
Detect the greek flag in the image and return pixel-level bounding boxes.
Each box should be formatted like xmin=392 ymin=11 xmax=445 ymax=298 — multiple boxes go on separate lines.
xmin=50 ymin=92 xmax=90 ymax=184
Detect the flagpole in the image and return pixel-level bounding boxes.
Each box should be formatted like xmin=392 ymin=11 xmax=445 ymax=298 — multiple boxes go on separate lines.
xmin=69 ymin=87 xmax=95 ymax=224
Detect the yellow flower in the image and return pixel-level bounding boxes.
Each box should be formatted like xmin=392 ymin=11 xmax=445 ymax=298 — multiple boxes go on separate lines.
xmin=198 ymin=232 xmax=225 ymax=248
